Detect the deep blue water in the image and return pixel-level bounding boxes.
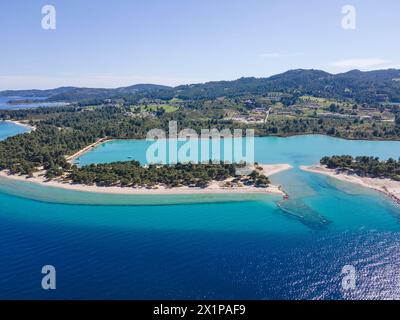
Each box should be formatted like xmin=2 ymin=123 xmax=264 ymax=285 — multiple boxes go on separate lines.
xmin=1 ymin=125 xmax=400 ymax=299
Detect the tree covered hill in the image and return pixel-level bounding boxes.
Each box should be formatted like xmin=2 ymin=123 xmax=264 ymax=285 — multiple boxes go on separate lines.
xmin=2 ymin=69 xmax=400 ymax=104
xmin=0 ymin=84 xmax=172 ymax=103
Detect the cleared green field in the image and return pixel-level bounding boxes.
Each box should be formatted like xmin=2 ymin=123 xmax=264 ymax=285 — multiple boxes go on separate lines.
xmin=299 ymin=95 xmax=347 ymax=107
xmin=131 ymin=104 xmax=179 ymax=113
xmin=169 ymin=97 xmax=184 ymax=103
xmin=83 ymin=105 xmax=100 ymax=111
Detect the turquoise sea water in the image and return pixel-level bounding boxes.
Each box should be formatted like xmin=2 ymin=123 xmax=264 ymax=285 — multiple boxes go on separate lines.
xmin=1 ymin=124 xmax=400 ymax=299
xmin=0 ymin=121 xmax=30 ymax=140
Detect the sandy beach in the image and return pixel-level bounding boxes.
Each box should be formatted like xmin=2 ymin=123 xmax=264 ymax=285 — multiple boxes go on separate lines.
xmin=4 ymin=120 xmax=36 ymax=131
xmin=0 ymin=163 xmax=292 ymax=196
xmin=257 ymin=164 xmax=292 ymax=177
xmin=301 ymin=165 xmax=400 ymax=204
xmin=66 ymin=137 xmax=111 ymax=162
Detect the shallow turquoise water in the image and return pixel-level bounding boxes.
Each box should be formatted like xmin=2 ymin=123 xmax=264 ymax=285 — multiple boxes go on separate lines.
xmin=1 ymin=125 xmax=400 ymax=299
xmin=76 ymin=135 xmax=400 ymax=167
xmin=0 ymin=121 xmax=30 ymax=140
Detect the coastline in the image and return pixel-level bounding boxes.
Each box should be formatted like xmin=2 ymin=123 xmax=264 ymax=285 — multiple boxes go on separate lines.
xmin=0 ymin=164 xmax=292 ymax=197
xmin=3 ymin=120 xmax=36 ymax=131
xmin=66 ymin=137 xmax=111 ymax=162
xmin=258 ymin=132 xmax=400 ymax=142
xmin=57 ymin=134 xmax=400 ymax=167
xmin=301 ymin=164 xmax=400 ymax=204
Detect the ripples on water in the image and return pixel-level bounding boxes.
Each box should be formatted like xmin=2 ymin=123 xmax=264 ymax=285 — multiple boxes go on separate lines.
xmin=2 ymin=210 xmax=400 ymax=299
xmin=1 ymin=127 xmax=400 ymax=299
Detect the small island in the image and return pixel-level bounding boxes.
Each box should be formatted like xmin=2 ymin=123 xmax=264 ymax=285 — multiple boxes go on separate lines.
xmin=301 ymin=155 xmax=400 ymax=204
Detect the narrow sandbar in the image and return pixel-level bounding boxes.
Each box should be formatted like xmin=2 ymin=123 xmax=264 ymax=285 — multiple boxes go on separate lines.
xmin=66 ymin=137 xmax=111 ymax=162
xmin=301 ymin=165 xmax=400 ymax=204
xmin=0 ymin=163 xmax=292 ymax=197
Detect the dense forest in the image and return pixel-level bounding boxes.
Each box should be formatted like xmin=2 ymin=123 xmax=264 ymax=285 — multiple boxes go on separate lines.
xmin=1 ymin=103 xmax=399 ymax=140
xmin=1 ymin=68 xmax=400 ymax=181
xmin=0 ymin=126 xmax=91 ymax=176
xmin=320 ymin=155 xmax=400 ymax=181
xmin=68 ymin=161 xmax=270 ymax=189
xmin=0 ymin=102 xmax=400 ymax=177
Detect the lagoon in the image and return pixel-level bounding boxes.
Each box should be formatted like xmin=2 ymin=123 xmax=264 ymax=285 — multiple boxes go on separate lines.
xmin=1 ymin=125 xmax=400 ymax=299
xmin=76 ymin=135 xmax=400 ymax=167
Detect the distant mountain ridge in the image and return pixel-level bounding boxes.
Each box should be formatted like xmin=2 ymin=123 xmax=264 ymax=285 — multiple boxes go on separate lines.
xmin=0 ymin=84 xmax=172 ymax=101
xmin=1 ymin=69 xmax=400 ymax=104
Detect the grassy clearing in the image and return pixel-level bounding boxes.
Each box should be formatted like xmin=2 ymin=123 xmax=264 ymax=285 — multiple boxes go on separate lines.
xmin=131 ymin=104 xmax=179 ymax=113
xmin=299 ymin=95 xmax=348 ymax=108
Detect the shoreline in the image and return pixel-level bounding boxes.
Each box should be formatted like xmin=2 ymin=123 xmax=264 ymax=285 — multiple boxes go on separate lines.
xmin=0 ymin=164 xmax=292 ymax=197
xmin=270 ymin=133 xmax=400 ymax=142
xmin=3 ymin=120 xmax=36 ymax=131
xmin=301 ymin=164 xmax=400 ymax=204
xmin=65 ymin=134 xmax=400 ymax=166
xmin=66 ymin=137 xmax=111 ymax=162
xmin=2 ymin=119 xmax=400 ymax=143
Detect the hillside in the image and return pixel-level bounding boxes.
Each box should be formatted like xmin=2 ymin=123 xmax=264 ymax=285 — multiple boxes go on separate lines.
xmin=1 ymin=69 xmax=400 ymax=104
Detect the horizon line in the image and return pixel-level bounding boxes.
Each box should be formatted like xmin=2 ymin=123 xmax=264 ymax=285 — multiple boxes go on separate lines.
xmin=1 ymin=67 xmax=399 ymax=92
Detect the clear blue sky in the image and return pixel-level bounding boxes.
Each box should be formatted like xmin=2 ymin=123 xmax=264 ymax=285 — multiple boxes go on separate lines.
xmin=0 ymin=0 xmax=399 ymax=89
